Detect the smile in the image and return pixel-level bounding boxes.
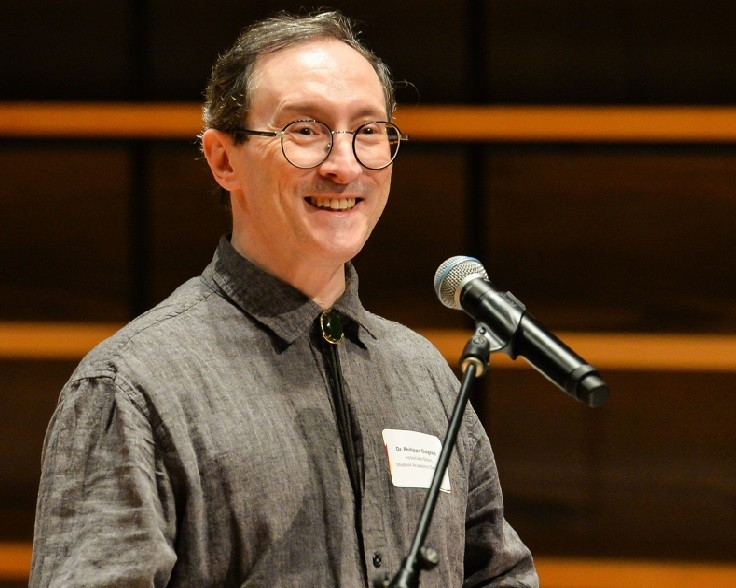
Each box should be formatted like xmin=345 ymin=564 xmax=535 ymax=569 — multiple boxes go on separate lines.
xmin=306 ymin=196 xmax=358 ymax=211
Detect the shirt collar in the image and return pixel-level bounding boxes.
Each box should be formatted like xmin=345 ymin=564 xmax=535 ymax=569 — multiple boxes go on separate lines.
xmin=203 ymin=236 xmax=375 ymax=346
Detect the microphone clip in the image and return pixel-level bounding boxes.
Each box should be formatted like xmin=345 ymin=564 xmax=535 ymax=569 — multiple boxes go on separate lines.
xmin=460 ymin=279 xmax=529 ymax=377
xmin=460 ymin=324 xmax=498 ymax=376
xmin=459 ymin=278 xmax=527 ymax=360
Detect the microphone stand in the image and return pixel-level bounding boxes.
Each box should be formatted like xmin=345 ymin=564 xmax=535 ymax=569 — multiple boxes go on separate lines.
xmin=374 ymin=328 xmax=494 ymax=588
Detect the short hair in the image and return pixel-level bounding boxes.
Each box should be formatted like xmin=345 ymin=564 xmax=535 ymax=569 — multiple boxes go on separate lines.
xmin=202 ymin=10 xmax=396 ymax=143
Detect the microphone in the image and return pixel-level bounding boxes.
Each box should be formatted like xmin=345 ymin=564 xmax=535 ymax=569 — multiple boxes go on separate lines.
xmin=434 ymin=256 xmax=609 ymax=407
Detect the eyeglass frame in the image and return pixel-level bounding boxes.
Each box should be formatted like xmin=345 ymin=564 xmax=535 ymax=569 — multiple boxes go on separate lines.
xmin=232 ymin=119 xmax=409 ymax=170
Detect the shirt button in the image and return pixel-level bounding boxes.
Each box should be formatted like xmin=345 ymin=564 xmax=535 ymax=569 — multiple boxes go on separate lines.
xmin=372 ymin=552 xmax=382 ymax=568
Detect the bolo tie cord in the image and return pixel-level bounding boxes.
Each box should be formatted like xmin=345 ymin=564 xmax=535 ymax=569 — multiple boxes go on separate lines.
xmin=319 ymin=309 xmax=365 ymax=504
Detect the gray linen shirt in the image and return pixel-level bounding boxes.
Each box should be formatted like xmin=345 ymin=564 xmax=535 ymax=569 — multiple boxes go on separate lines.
xmin=31 ymin=237 xmax=538 ymax=588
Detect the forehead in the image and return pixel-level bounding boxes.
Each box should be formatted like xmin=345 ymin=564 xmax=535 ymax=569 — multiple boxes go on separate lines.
xmin=250 ymin=39 xmax=386 ymax=119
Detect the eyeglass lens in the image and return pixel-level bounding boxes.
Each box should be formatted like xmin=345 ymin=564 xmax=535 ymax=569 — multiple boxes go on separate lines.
xmin=281 ymin=121 xmax=401 ymax=170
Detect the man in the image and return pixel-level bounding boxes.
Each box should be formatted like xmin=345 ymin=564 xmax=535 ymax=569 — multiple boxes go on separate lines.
xmin=31 ymin=10 xmax=538 ymax=588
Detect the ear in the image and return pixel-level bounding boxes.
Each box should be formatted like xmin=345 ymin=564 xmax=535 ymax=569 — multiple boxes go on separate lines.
xmin=202 ymin=129 xmax=241 ymax=192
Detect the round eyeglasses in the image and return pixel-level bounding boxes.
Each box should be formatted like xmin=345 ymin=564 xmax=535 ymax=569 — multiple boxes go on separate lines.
xmin=233 ymin=119 xmax=408 ymax=170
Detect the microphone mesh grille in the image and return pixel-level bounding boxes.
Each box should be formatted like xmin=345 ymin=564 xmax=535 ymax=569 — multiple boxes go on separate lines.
xmin=433 ymin=256 xmax=488 ymax=309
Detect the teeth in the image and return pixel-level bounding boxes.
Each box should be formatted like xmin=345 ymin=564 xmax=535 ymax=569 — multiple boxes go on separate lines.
xmin=308 ymin=196 xmax=356 ymax=210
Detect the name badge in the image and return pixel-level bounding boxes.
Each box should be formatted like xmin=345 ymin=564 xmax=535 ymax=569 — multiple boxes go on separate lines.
xmin=382 ymin=429 xmax=451 ymax=493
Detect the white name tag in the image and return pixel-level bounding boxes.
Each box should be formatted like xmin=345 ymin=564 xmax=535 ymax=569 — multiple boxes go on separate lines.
xmin=382 ymin=429 xmax=451 ymax=493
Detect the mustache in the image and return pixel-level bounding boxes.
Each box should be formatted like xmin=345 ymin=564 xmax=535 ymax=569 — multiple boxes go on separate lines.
xmin=301 ymin=181 xmax=369 ymax=196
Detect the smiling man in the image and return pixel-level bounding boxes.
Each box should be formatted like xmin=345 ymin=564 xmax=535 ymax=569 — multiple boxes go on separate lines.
xmin=30 ymin=10 xmax=538 ymax=588
xmin=202 ymin=36 xmax=393 ymax=308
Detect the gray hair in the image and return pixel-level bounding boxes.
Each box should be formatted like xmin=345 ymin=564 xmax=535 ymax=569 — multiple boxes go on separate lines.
xmin=202 ymin=10 xmax=396 ymax=142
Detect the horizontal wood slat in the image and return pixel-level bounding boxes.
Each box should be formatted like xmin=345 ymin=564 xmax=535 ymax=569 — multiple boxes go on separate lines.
xmin=2 ymin=543 xmax=735 ymax=587
xmin=3 ymin=102 xmax=736 ymax=142
xmin=421 ymin=329 xmax=736 ymax=371
xmin=0 ymin=543 xmax=31 ymax=581
xmin=0 ymin=322 xmax=124 ymax=359
xmin=0 ymin=102 xmax=200 ymax=139
xmin=535 ymin=557 xmax=736 ymax=588
xmin=1 ymin=322 xmax=735 ymax=371
xmin=395 ymin=105 xmax=736 ymax=143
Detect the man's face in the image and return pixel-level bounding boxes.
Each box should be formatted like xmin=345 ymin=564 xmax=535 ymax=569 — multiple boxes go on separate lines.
xmin=226 ymin=39 xmax=393 ymax=272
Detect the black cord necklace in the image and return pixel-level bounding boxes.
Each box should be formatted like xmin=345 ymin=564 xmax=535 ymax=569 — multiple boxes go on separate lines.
xmin=319 ymin=310 xmax=363 ymax=504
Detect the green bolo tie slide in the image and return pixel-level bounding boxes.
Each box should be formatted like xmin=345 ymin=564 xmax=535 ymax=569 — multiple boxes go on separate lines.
xmin=320 ymin=309 xmax=344 ymax=344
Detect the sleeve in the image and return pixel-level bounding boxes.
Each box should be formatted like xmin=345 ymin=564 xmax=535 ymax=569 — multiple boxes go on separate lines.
xmin=462 ymin=416 xmax=539 ymax=588
xmin=30 ymin=374 xmax=177 ymax=587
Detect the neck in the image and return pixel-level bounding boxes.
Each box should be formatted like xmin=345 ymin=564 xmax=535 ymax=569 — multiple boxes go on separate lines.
xmin=286 ymin=260 xmax=347 ymax=310
xmin=230 ymin=234 xmax=347 ymax=310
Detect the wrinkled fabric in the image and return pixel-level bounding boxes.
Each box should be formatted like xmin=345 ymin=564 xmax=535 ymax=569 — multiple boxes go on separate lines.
xmin=31 ymin=236 xmax=538 ymax=588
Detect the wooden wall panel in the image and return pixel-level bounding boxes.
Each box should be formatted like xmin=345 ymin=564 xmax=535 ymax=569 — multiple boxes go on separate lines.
xmin=0 ymin=360 xmax=77 ymax=541
xmin=0 ymin=143 xmax=130 ymax=321
xmin=3 ymin=2 xmax=736 ymax=104
xmin=0 ymin=2 xmax=131 ymax=100
xmin=484 ymin=146 xmax=736 ymax=332
xmin=143 ymin=0 xmax=471 ymax=103
xmin=485 ymin=1 xmax=736 ymax=104
xmin=147 ymin=143 xmax=231 ymax=307
xmin=477 ymin=369 xmax=736 ymax=560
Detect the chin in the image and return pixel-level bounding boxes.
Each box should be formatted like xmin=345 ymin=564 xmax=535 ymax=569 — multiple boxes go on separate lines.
xmin=308 ymin=226 xmax=370 ymax=259
xmin=315 ymin=239 xmax=366 ymax=265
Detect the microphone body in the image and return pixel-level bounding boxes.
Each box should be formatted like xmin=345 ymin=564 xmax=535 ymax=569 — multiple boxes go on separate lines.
xmin=434 ymin=257 xmax=609 ymax=407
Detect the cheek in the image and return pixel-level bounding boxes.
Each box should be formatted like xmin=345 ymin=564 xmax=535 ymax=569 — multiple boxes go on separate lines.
xmin=242 ymin=152 xmax=301 ymax=205
xmin=372 ymin=173 xmax=392 ymax=215
xmin=364 ymin=185 xmax=391 ymax=239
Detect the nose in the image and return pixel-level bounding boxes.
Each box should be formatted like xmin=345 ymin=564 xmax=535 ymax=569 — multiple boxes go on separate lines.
xmin=318 ymin=132 xmax=362 ymax=183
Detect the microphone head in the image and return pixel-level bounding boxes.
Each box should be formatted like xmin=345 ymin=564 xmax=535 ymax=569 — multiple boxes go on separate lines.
xmin=434 ymin=256 xmax=488 ymax=310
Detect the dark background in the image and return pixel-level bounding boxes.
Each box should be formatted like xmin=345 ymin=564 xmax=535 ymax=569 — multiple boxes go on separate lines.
xmin=2 ymin=0 xmax=735 ymax=576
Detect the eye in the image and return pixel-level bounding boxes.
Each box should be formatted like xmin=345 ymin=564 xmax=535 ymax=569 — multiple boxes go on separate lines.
xmin=358 ymin=123 xmax=381 ymax=135
xmin=287 ymin=120 xmax=328 ymax=137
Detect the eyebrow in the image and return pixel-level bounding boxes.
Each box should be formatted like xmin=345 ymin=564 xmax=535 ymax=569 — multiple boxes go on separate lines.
xmin=276 ymin=103 xmax=388 ymax=124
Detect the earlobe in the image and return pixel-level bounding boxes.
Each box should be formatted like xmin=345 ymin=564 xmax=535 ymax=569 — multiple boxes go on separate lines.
xmin=202 ymin=129 xmax=240 ymax=191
